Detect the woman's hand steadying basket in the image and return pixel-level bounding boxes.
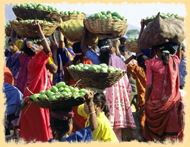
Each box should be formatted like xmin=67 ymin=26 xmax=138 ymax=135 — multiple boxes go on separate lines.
xmin=140 ymin=19 xmax=145 ymax=28
xmin=50 ymin=40 xmax=58 ymax=52
xmin=30 ymin=20 xmax=42 ymax=32
xmin=84 ymin=92 xmax=94 ymax=105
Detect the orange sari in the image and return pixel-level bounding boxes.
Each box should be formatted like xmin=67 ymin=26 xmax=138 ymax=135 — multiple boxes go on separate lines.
xmin=126 ymin=64 xmax=146 ymax=128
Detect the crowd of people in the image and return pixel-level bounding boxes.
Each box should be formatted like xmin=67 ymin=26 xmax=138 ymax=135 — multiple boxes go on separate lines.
xmin=3 ymin=18 xmax=186 ymax=144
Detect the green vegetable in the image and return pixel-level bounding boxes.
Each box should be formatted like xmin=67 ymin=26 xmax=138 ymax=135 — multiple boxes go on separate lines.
xmin=75 ymin=65 xmax=81 ymax=70
xmin=51 ymin=86 xmax=58 ymax=93
xmin=31 ymin=94 xmax=40 ymax=101
xmin=100 ymin=63 xmax=107 ymax=68
xmin=56 ymin=82 xmax=66 ymax=88
xmin=88 ymin=66 xmax=97 ymax=71
xmin=107 ymin=10 xmax=113 ymax=14
xmin=100 ymin=67 xmax=108 ymax=72
xmin=101 ymin=11 xmax=106 ymax=15
xmin=39 ymin=94 xmax=47 ymax=101
xmin=88 ymin=14 xmax=95 ymax=19
xmin=94 ymin=13 xmax=101 ymax=19
xmin=40 ymin=90 xmax=46 ymax=95
xmin=58 ymin=87 xmax=64 ymax=92
xmin=107 ymin=14 xmax=112 ymax=19
xmin=48 ymin=95 xmax=56 ymax=100
xmin=63 ymin=88 xmax=70 ymax=93
xmin=101 ymin=15 xmax=107 ymax=19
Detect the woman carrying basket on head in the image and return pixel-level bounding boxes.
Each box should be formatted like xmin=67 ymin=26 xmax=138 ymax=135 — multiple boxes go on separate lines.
xmin=140 ymin=42 xmax=185 ymax=142
xmin=11 ymin=20 xmax=58 ymax=142
xmin=81 ymin=27 xmax=136 ymax=142
xmin=63 ymin=41 xmax=92 ymax=134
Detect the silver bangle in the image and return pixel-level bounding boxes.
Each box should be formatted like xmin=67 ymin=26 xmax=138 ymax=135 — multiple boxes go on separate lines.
xmin=41 ymin=37 xmax=46 ymax=41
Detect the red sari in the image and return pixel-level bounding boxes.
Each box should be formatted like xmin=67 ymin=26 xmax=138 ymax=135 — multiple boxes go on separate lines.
xmin=144 ymin=56 xmax=184 ymax=142
xmin=63 ymin=58 xmax=92 ymax=133
xmin=19 ymin=50 xmax=53 ymax=142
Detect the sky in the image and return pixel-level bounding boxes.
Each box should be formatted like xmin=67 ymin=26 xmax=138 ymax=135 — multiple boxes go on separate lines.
xmin=40 ymin=2 xmax=187 ymax=28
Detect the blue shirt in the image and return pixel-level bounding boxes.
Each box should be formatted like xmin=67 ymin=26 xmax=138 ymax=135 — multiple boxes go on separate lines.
xmin=48 ymin=126 xmax=93 ymax=143
xmin=3 ymin=83 xmax=23 ymax=115
xmin=86 ymin=51 xmax=100 ymax=65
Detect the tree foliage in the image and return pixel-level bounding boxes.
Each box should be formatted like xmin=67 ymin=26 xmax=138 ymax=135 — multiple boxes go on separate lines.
xmin=126 ymin=29 xmax=140 ymax=36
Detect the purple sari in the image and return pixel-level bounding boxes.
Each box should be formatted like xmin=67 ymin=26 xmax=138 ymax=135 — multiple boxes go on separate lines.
xmin=5 ymin=49 xmax=22 ymax=86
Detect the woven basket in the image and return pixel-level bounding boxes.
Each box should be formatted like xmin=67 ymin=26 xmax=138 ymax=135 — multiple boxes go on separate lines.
xmin=5 ymin=26 xmax=12 ymax=36
xmin=84 ymin=18 xmax=127 ymax=35
xmin=12 ymin=7 xmax=62 ymax=22
xmin=62 ymin=14 xmax=86 ymax=21
xmin=10 ymin=20 xmax=59 ymax=38
xmin=98 ymin=25 xmax=127 ymax=40
xmin=29 ymin=97 xmax=84 ymax=109
xmin=67 ymin=67 xmax=126 ymax=89
xmin=124 ymin=41 xmax=141 ymax=53
xmin=144 ymin=17 xmax=184 ymax=26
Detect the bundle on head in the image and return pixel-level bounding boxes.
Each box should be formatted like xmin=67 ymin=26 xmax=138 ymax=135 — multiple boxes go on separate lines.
xmin=138 ymin=12 xmax=185 ymax=50
xmin=97 ymin=39 xmax=113 ymax=65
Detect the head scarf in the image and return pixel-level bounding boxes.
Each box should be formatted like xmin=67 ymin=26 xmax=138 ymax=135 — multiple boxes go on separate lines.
xmin=50 ymin=108 xmax=74 ymax=120
xmin=100 ymin=45 xmax=110 ymax=49
xmin=26 ymin=38 xmax=50 ymax=53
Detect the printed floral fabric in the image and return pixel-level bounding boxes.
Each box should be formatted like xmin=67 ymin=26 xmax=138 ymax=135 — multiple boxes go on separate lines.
xmin=105 ymin=54 xmax=136 ymax=129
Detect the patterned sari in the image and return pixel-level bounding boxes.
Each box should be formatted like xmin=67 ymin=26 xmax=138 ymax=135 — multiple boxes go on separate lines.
xmin=105 ymin=54 xmax=136 ymax=142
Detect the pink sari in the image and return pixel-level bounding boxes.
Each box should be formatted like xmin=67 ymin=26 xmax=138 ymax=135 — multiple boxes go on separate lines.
xmin=144 ymin=56 xmax=184 ymax=142
xmin=105 ymin=54 xmax=136 ymax=142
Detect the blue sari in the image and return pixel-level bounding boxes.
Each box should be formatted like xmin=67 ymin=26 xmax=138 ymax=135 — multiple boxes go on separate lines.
xmin=53 ymin=47 xmax=75 ymax=85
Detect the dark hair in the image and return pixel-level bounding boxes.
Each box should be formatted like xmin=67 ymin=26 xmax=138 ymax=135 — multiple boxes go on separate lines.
xmin=181 ymin=46 xmax=185 ymax=52
xmin=50 ymin=117 xmax=72 ymax=140
xmin=20 ymin=41 xmax=35 ymax=57
xmin=137 ymin=55 xmax=148 ymax=72
xmin=8 ymin=38 xmax=12 ymax=43
xmin=97 ymin=39 xmax=112 ymax=65
xmin=155 ymin=42 xmax=177 ymax=66
xmin=119 ymin=45 xmax=127 ymax=53
xmin=98 ymin=49 xmax=111 ymax=65
xmin=50 ymin=107 xmax=73 ymax=140
xmin=119 ymin=37 xmax=127 ymax=45
xmin=17 ymin=35 xmax=22 ymax=40
xmin=72 ymin=42 xmax=84 ymax=65
xmin=112 ymin=39 xmax=117 ymax=48
xmin=97 ymin=39 xmax=113 ymax=48
xmin=161 ymin=53 xmax=169 ymax=66
xmin=93 ymin=92 xmax=110 ymax=118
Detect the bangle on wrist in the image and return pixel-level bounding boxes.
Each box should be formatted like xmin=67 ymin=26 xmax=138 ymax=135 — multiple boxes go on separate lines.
xmin=41 ymin=37 xmax=46 ymax=41
xmin=89 ymin=111 xmax=96 ymax=115
xmin=87 ymin=102 xmax=94 ymax=107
